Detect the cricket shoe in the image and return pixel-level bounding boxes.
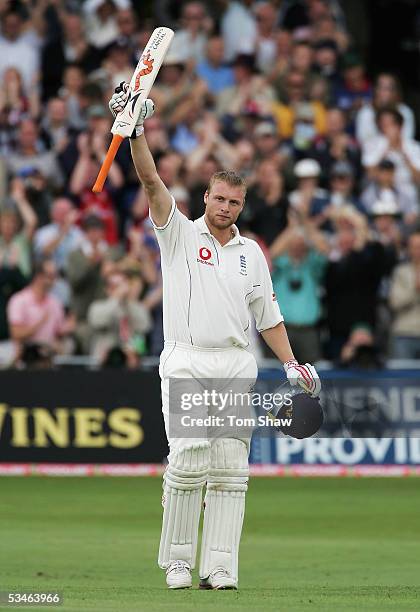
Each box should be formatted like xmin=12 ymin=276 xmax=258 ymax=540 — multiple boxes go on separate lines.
xmin=199 ymin=567 xmax=237 ymax=590
xmin=166 ymin=560 xmax=192 ymax=589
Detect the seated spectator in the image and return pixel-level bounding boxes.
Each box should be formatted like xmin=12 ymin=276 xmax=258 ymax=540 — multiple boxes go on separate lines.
xmin=0 ymin=8 xmax=42 ymax=93
xmin=325 ymin=207 xmax=395 ymax=359
xmin=369 ymin=198 xmax=403 ymax=255
xmin=362 ymin=108 xmax=420 ymax=200
xmin=221 ymin=0 xmax=257 ymax=62
xmin=270 ymin=41 xmax=315 ymax=98
xmin=328 ymin=161 xmax=365 ymax=214
xmin=83 ymin=0 xmax=129 ymax=50
xmin=88 ymin=266 xmax=151 ymax=367
xmin=356 ymin=73 xmax=415 ymax=146
xmin=266 ymin=29 xmax=292 ymax=85
xmin=271 ymin=71 xmax=326 ymax=146
xmin=360 ymin=159 xmax=419 ymax=225
xmin=216 ymin=54 xmax=275 ymax=132
xmin=40 ymin=98 xmax=74 ymax=154
xmin=170 ymin=1 xmax=209 ymax=67
xmin=7 ymin=258 xmax=75 ymax=363
xmin=389 ymin=231 xmax=420 ymax=359
xmin=334 ymin=56 xmax=371 ymax=118
xmin=312 ymin=39 xmax=341 ymax=91
xmin=100 ymin=38 xmax=135 ymax=92
xmin=41 ymin=11 xmax=101 ymax=99
xmin=0 ymin=68 xmax=39 ymax=155
xmin=269 ymin=212 xmax=329 ymax=363
xmin=239 ymin=160 xmax=289 ymax=246
xmin=69 ymin=128 xmax=122 ymax=244
xmin=0 ymin=177 xmax=37 ymax=277
xmin=66 ymin=215 xmax=113 ymax=352
xmin=288 ymin=159 xmax=329 ymax=220
xmin=34 ymin=198 xmax=85 ymax=305
xmin=57 ymin=64 xmax=87 ymax=131
xmin=6 ymin=119 xmax=64 ymax=190
xmin=309 ymin=106 xmax=360 ymax=183
xmin=196 ymin=36 xmax=234 ymax=95
xmin=253 ymin=1 xmax=279 ymax=74
xmin=252 ymin=120 xmax=291 ymax=169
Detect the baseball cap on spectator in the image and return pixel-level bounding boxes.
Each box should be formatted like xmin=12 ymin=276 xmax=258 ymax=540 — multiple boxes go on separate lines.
xmin=371 ymin=199 xmax=401 ymax=217
xmin=87 ymin=104 xmax=108 ymax=119
xmin=254 ymin=121 xmax=277 ymax=137
xmin=331 ymin=161 xmax=354 ymax=178
xmin=378 ymin=159 xmax=396 ymax=171
xmin=294 ymin=159 xmax=321 ymax=178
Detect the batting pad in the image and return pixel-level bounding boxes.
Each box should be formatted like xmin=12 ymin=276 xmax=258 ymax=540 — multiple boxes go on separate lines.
xmin=158 ymin=442 xmax=210 ymax=569
xmin=199 ymin=438 xmax=249 ymax=581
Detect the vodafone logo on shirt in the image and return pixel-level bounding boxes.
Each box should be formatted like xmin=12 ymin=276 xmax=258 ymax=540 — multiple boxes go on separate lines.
xmin=197 ymin=247 xmax=214 ymax=266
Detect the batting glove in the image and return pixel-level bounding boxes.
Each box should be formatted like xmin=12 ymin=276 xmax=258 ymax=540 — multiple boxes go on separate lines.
xmin=283 ymin=360 xmax=321 ymax=398
xmin=108 ymin=81 xmax=155 ymax=138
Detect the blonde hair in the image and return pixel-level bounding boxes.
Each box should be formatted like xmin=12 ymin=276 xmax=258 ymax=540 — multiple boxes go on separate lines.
xmin=207 ymin=170 xmax=247 ymax=197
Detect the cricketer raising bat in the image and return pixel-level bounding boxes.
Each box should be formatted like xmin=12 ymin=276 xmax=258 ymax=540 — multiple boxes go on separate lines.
xmin=92 ymin=26 xmax=174 ymax=193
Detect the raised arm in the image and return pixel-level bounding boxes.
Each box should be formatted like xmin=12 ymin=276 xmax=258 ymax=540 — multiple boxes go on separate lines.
xmin=108 ymin=83 xmax=172 ymax=227
xmin=130 ymin=134 xmax=173 ymax=227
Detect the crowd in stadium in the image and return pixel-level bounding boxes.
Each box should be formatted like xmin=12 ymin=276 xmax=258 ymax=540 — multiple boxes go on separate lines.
xmin=0 ymin=0 xmax=420 ymax=368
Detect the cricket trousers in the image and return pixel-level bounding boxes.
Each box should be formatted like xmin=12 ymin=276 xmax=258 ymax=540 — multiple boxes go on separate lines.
xmin=157 ymin=341 xmax=258 ymax=581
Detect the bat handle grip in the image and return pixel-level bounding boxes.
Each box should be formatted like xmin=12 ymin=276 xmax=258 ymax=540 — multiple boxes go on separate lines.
xmin=92 ymin=134 xmax=124 ymax=193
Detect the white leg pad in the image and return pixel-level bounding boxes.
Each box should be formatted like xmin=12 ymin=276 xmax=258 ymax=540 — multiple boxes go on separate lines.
xmin=199 ymin=439 xmax=249 ymax=581
xmin=158 ymin=442 xmax=210 ymax=569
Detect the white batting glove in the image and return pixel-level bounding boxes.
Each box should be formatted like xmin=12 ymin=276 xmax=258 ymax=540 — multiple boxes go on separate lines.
xmin=108 ymin=81 xmax=155 ymax=138
xmin=284 ymin=360 xmax=321 ymax=398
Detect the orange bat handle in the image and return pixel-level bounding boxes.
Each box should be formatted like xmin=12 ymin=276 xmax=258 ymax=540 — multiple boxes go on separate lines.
xmin=92 ymin=134 xmax=124 ymax=193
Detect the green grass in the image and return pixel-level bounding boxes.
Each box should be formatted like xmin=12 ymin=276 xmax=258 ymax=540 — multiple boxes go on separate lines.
xmin=1 ymin=477 xmax=420 ymax=611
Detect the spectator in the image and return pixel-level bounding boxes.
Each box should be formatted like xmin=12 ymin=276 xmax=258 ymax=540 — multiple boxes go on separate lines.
xmin=309 ymin=106 xmax=360 ymax=183
xmin=252 ymin=120 xmax=291 ymax=169
xmin=389 ymin=231 xmax=420 ymax=359
xmin=334 ymin=56 xmax=371 ymax=117
xmin=312 ymin=39 xmax=341 ymax=91
xmin=271 ymin=41 xmax=315 ymax=101
xmin=0 ymin=9 xmax=42 ymax=93
xmin=66 ymin=215 xmax=112 ymax=352
xmin=41 ymin=11 xmax=101 ymax=99
xmin=88 ymin=266 xmax=151 ymax=367
xmin=339 ymin=324 xmax=382 ymax=369
xmin=253 ymin=1 xmax=279 ymax=74
xmin=0 ymin=68 xmax=39 ymax=154
xmin=270 ymin=212 xmax=329 ymax=363
xmin=58 ymin=64 xmax=87 ymax=131
xmin=240 ymin=160 xmax=289 ymax=246
xmin=328 ymin=161 xmax=365 ymax=214
xmin=40 ymin=98 xmax=73 ymax=154
xmin=271 ymin=71 xmax=326 ymax=145
xmin=196 ymin=36 xmax=234 ymax=95
xmin=83 ymin=0 xmax=131 ymax=50
xmin=369 ymin=199 xmax=402 ymax=256
xmin=325 ymin=207 xmax=394 ymax=359
xmin=170 ymin=1 xmax=209 ymax=66
xmin=362 ymin=108 xmax=420 ymax=199
xmin=0 ymin=178 xmax=37 ymax=277
xmin=288 ymin=158 xmax=329 ymax=221
xmin=33 ymin=198 xmax=85 ymax=277
xmin=7 ymin=258 xmax=75 ymax=362
xmin=221 ymin=0 xmax=257 ymax=62
xmin=6 ymin=119 xmax=64 ymax=190
xmin=360 ymin=159 xmax=419 ymax=225
xmin=356 ymin=73 xmax=415 ymax=146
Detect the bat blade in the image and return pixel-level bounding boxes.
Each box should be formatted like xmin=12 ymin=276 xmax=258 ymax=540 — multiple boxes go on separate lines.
xmin=111 ymin=26 xmax=174 ymax=138
xmin=92 ymin=26 xmax=174 ymax=193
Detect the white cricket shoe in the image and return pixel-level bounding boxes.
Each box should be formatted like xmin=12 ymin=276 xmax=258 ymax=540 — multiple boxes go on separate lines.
xmin=166 ymin=560 xmax=192 ymax=589
xmin=199 ymin=566 xmax=237 ymax=590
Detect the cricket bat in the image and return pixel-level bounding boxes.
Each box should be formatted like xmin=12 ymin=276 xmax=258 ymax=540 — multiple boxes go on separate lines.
xmin=92 ymin=26 xmax=174 ymax=193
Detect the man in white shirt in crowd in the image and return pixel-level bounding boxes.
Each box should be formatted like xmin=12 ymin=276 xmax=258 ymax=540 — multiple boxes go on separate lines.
xmin=109 ymin=83 xmax=321 ymax=591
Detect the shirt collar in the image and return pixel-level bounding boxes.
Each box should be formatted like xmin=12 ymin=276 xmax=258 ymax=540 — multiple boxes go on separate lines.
xmin=194 ymin=215 xmax=245 ymax=245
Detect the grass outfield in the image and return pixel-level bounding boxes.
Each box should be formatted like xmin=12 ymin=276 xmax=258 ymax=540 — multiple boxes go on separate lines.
xmin=1 ymin=477 xmax=419 ymax=612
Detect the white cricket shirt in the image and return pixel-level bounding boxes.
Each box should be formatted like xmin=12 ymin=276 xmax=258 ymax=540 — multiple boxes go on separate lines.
xmin=151 ymin=198 xmax=283 ymax=349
